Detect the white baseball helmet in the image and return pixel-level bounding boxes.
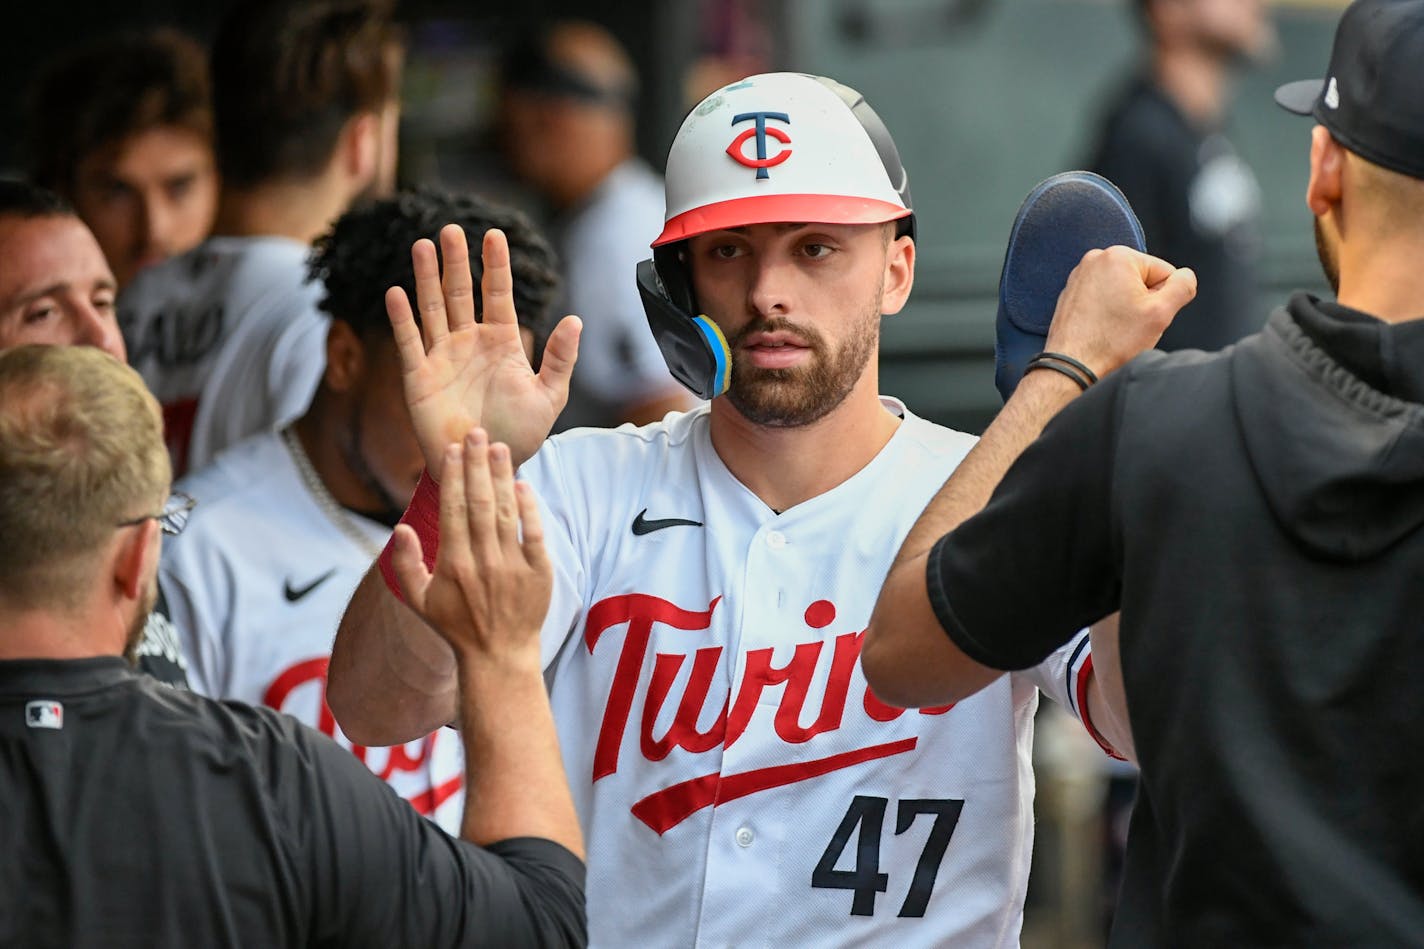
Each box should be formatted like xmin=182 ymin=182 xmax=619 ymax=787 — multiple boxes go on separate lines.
xmin=636 ymin=72 xmax=914 ymax=401
xmin=653 ymin=72 xmax=915 ymax=246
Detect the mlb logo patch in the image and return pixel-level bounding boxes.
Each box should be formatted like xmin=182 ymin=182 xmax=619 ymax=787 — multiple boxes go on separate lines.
xmin=26 ymin=700 xmax=63 ymax=730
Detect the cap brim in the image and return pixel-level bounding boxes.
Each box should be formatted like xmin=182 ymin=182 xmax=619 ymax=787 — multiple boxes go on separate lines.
xmin=653 ymin=195 xmax=912 ymax=246
xmin=1274 ymin=79 xmax=1324 ymax=115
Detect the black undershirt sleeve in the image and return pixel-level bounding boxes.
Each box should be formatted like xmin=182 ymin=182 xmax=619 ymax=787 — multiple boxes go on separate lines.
xmin=274 ymin=720 xmax=586 ymax=948
xmin=927 ymin=370 xmax=1126 ymax=670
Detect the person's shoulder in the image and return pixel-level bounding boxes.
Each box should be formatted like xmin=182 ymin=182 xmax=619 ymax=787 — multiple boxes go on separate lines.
xmin=568 ymin=159 xmax=665 ymax=243
xmin=1122 ymin=344 xmax=1235 ymax=384
xmin=533 ymin=407 xmax=706 ymax=485
xmin=128 ymin=671 xmax=308 ymax=751
xmin=119 ymin=240 xmax=219 ymax=309
xmin=892 ymin=401 xmax=980 ymax=459
xmin=221 ymin=237 xmax=319 ymax=300
xmin=178 ymin=431 xmax=291 ymax=510
xmin=169 ymin=433 xmax=305 ymax=563
xmin=1093 ymin=78 xmax=1194 ymax=161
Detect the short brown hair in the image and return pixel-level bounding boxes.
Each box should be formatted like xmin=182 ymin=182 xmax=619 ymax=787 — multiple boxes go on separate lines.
xmin=26 ymin=28 xmax=212 ymax=196
xmin=211 ymin=0 xmax=403 ymax=188
xmin=0 ymin=346 xmax=169 ymax=610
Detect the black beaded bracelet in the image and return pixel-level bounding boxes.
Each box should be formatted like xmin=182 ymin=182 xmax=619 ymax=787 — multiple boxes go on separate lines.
xmin=1023 ymin=359 xmax=1092 ymax=391
xmin=1030 ymin=351 xmax=1099 ymax=386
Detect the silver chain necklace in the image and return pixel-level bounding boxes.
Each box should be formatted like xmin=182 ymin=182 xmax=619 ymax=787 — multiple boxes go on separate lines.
xmin=280 ymin=426 xmax=384 ymax=558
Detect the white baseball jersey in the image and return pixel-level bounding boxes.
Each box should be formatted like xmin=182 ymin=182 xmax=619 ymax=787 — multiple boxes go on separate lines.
xmin=523 ymin=399 xmax=1101 ymax=948
xmin=161 ymin=431 xmax=464 ymax=834
xmin=118 ymin=237 xmax=329 ymax=476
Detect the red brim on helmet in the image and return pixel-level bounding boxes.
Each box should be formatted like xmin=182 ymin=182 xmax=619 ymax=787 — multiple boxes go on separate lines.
xmin=653 ymin=194 xmax=913 ymax=247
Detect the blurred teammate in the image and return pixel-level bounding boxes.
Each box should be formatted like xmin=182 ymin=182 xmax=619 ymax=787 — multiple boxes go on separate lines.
xmin=1087 ymin=0 xmax=1272 ymax=351
xmin=0 ymin=344 xmax=584 ymax=946
xmin=865 ymin=1 xmax=1424 ymax=943
xmin=327 ymin=73 xmax=1165 ymax=946
xmin=27 ymin=28 xmax=217 ymax=289
xmin=162 ymin=189 xmax=559 ymax=833
xmin=500 ymin=21 xmax=693 ymax=429
xmin=120 ymin=0 xmax=404 ymax=476
xmin=0 ymin=179 xmax=187 ymax=687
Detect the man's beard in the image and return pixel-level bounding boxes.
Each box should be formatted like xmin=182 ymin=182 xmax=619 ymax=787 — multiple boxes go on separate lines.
xmin=342 ymin=398 xmax=408 ymax=520
xmin=725 ymin=295 xmax=882 ymax=429
xmin=123 ymin=578 xmax=158 ymax=666
xmin=1315 ymin=219 xmax=1341 ymax=295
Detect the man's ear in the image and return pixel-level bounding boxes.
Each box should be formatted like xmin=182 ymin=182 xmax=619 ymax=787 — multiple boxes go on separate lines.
xmin=323 ymin=319 xmax=367 ymax=394
xmin=1306 ymin=125 xmax=1345 ymax=218
xmin=881 ymin=235 xmax=916 ymax=316
xmin=113 ymin=518 xmax=159 ymax=602
xmin=341 ymin=111 xmax=381 ymax=191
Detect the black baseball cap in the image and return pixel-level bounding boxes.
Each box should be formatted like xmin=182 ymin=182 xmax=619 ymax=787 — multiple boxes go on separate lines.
xmin=1274 ymin=0 xmax=1424 ymax=180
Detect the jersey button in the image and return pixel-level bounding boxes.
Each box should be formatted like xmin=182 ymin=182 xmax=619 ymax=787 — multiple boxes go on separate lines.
xmin=765 ymin=531 xmax=787 ymax=550
xmin=735 ymin=827 xmax=754 ymax=847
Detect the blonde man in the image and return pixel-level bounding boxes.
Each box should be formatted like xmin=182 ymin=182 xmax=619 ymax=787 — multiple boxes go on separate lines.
xmin=0 ymin=345 xmax=585 ymax=946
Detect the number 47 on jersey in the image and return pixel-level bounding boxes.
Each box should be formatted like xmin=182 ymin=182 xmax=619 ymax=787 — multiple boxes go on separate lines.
xmin=812 ymin=796 xmax=965 ymax=917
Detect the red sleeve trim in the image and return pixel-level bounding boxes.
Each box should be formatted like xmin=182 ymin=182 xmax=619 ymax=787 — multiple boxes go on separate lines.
xmin=1076 ymin=653 xmax=1126 ymax=761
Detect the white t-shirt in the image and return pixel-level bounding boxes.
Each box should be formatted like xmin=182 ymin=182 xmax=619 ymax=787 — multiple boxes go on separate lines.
xmin=161 ymin=430 xmax=464 ymax=834
xmin=554 ymin=158 xmax=686 ymax=430
xmin=523 ymin=400 xmax=1099 ymax=947
xmin=119 ymin=237 xmax=329 ymax=476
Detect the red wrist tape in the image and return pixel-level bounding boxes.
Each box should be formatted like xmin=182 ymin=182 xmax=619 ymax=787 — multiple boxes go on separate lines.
xmin=379 ymin=469 xmax=441 ymax=603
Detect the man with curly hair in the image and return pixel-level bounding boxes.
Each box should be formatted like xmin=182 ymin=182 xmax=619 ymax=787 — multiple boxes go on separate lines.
xmin=159 ymin=188 xmax=559 ymax=832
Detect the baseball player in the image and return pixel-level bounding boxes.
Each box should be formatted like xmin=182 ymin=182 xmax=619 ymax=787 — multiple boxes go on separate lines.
xmin=330 ymin=74 xmax=1141 ymax=946
xmin=159 ymin=190 xmax=559 ymax=834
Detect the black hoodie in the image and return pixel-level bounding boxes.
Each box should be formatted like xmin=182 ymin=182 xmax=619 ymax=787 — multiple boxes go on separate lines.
xmin=926 ymin=293 xmax=1424 ymax=946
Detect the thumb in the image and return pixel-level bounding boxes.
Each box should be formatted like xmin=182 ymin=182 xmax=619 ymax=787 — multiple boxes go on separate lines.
xmin=391 ymin=524 xmax=433 ymax=615
xmin=1151 ymin=267 xmax=1198 ymax=313
xmin=537 ymin=315 xmax=582 ymax=403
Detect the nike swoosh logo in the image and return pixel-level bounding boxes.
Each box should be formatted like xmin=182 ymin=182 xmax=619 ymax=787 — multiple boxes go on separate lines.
xmin=284 ymin=569 xmax=337 ymax=602
xmin=632 ymin=509 xmax=703 ymax=535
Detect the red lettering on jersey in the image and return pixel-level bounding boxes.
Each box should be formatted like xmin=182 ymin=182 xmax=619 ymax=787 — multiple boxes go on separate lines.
xmin=586 ymin=593 xmax=722 ymax=780
xmin=642 ymin=647 xmax=728 ymax=761
xmin=724 ymin=632 xmax=861 ymax=746
xmin=586 ymin=593 xmax=959 ymax=826
xmin=632 ymin=738 xmax=919 ymax=834
xmin=264 ymin=655 xmax=456 ymax=813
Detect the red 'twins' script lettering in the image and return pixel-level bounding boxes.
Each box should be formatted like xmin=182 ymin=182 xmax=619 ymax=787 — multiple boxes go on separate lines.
xmin=584 ymin=593 xmax=953 ymax=792
xmin=264 ymin=656 xmax=461 ymax=815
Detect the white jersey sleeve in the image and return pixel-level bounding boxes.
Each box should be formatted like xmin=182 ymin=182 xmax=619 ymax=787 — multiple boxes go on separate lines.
xmin=1015 ymin=628 xmax=1121 ymax=759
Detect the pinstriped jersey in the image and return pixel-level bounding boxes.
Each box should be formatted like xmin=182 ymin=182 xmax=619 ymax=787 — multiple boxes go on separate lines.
xmin=522 ymin=399 xmax=1098 ymax=948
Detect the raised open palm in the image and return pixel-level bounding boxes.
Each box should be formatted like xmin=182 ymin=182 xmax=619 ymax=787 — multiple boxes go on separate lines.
xmin=387 ymin=224 xmax=582 ymax=476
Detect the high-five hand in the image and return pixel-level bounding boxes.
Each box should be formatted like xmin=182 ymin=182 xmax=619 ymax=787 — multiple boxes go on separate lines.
xmin=1045 ymin=246 xmax=1197 ymax=379
xmin=387 ymin=225 xmax=582 ymax=474
xmin=388 ymin=428 xmax=553 ymax=668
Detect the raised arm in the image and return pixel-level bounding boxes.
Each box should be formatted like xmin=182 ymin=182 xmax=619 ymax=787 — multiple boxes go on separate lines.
xmin=390 ymin=430 xmax=582 ymax=857
xmin=862 ymin=247 xmax=1196 ymax=708
xmin=309 ymin=430 xmax=585 ymax=947
xmin=327 ymin=225 xmax=581 ymax=745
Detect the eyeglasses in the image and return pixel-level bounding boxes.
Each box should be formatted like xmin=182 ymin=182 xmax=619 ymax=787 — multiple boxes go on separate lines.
xmin=118 ymin=491 xmax=197 ymax=537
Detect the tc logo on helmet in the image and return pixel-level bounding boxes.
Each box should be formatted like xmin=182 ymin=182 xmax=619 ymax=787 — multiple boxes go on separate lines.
xmin=726 ymin=111 xmax=792 ymax=180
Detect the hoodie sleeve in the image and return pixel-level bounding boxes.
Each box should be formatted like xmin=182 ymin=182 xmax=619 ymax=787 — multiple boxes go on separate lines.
xmin=926 ymin=370 xmax=1127 ymax=671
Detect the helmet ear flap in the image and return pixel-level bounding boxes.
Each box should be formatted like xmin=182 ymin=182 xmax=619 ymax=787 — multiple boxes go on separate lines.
xmin=637 ymin=245 xmax=731 ymax=401
xmin=652 ymin=244 xmax=696 ymax=314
